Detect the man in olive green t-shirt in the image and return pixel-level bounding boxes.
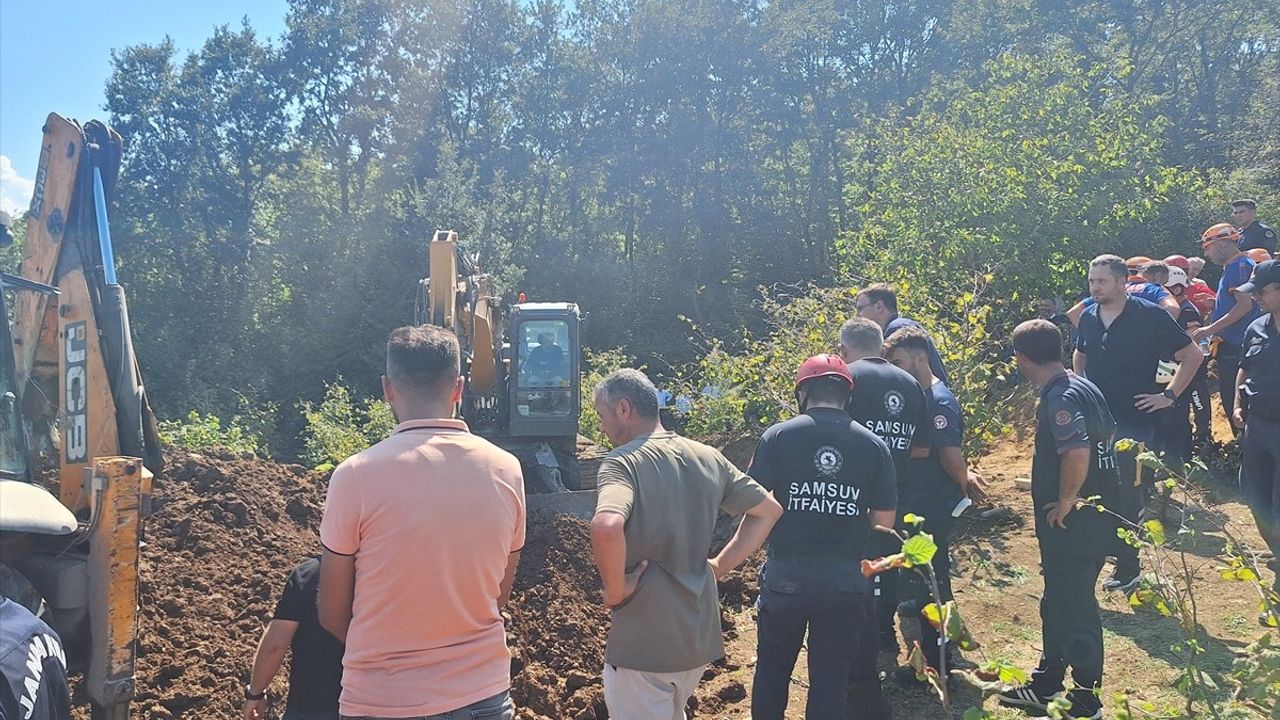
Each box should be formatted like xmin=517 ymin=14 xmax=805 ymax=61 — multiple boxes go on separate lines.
xmin=591 ymin=369 xmax=782 ymax=720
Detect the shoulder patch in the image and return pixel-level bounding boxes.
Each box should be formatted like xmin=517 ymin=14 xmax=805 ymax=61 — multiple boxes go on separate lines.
xmin=933 ymin=414 xmax=948 ymax=430
xmin=1054 ymin=410 xmax=1072 ymax=425
xmin=1267 ymin=230 xmax=1275 ymax=238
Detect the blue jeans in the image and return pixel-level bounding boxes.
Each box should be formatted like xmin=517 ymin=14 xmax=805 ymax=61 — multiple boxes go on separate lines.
xmin=284 ymin=710 xmax=339 ymax=720
xmin=340 ymin=691 xmax=514 ymax=720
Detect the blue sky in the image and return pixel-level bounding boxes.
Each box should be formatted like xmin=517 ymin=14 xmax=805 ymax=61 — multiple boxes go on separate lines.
xmin=0 ymin=0 xmax=289 ymax=213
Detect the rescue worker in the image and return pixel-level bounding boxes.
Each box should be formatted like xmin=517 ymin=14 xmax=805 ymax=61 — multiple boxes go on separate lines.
xmin=747 ymin=355 xmax=897 ymax=720
xmin=1167 ymin=254 xmax=1216 ymax=321
xmin=1232 ymin=260 xmax=1280 ymax=612
xmin=1074 ymin=255 xmax=1202 ymax=592
xmin=839 ymin=317 xmax=931 ymax=664
xmin=883 ymin=327 xmax=987 ymax=674
xmin=0 ymin=598 xmax=71 ymax=720
xmin=1160 ymin=266 xmax=1211 ymax=461
xmin=1234 ymin=199 xmax=1276 ymax=256
xmin=1192 ymin=224 xmax=1263 ymax=433
xmin=997 ymin=319 xmax=1118 ymax=720
xmin=855 ymin=283 xmax=949 ymax=383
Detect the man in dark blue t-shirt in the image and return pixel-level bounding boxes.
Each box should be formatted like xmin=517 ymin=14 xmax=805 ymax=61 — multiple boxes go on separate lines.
xmin=1194 ymin=224 xmax=1263 ymax=434
xmin=747 ymin=355 xmax=896 ymax=720
xmin=245 ymin=557 xmax=345 ymax=720
xmin=884 ymin=327 xmax=987 ymax=675
xmin=1075 ymin=254 xmax=1202 ymax=591
xmin=839 ymin=318 xmax=932 ymax=657
xmin=856 ymin=283 xmax=949 ymax=383
xmin=997 ymin=319 xmax=1119 ymax=720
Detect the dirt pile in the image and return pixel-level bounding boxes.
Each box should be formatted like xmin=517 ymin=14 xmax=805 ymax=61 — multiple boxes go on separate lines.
xmin=69 ymin=449 xmax=329 ymax=719
xmin=70 ymin=449 xmax=758 ymax=719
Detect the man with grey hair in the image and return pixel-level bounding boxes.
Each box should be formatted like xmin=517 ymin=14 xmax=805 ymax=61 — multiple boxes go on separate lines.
xmin=839 ymin=318 xmax=931 ymax=663
xmin=1074 ymin=254 xmax=1202 ymax=591
xmin=590 ymin=368 xmax=782 ymax=719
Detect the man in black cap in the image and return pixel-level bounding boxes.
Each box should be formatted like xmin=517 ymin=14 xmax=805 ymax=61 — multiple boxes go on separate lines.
xmin=1234 ymin=200 xmax=1276 ymax=256
xmin=1233 ymin=260 xmax=1280 ymax=614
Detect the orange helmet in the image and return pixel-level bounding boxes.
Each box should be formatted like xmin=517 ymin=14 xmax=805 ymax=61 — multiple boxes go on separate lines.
xmin=1201 ymin=223 xmax=1241 ymax=248
xmin=1125 ymin=255 xmax=1153 ymax=271
xmin=795 ymin=354 xmax=853 ymax=392
xmin=1164 ymin=254 xmax=1190 ymax=271
xmin=1246 ymin=248 xmax=1273 ymax=263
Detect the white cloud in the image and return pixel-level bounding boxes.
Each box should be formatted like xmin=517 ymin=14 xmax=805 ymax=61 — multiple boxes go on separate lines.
xmin=0 ymin=155 xmax=35 ymax=217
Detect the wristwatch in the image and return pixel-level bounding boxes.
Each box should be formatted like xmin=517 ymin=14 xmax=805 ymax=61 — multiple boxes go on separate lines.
xmin=244 ymin=685 xmax=266 ymax=701
xmin=1161 ymin=388 xmax=1177 ymax=401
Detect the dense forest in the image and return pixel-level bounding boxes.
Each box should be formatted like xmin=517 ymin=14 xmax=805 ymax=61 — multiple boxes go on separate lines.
xmin=6 ymin=0 xmax=1278 ymax=454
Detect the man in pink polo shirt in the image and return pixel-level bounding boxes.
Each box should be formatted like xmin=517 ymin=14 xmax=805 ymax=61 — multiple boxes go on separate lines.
xmin=317 ymin=325 xmax=525 ymax=720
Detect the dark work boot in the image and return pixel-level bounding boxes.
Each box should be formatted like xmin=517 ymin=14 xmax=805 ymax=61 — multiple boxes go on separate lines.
xmin=847 ymin=679 xmax=893 ymax=720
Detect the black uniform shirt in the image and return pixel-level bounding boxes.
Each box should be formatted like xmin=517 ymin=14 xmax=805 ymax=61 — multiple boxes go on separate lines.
xmin=748 ymin=407 xmax=896 ymax=563
xmin=1077 ymin=296 xmax=1194 ymax=440
xmin=0 ymin=598 xmax=70 ymax=720
xmin=273 ymin=558 xmax=345 ymax=713
xmin=1239 ymin=221 xmax=1277 ymax=256
xmin=1032 ymin=373 xmax=1120 ymax=543
xmin=846 ymin=357 xmax=932 ymax=484
xmin=1241 ymin=314 xmax=1280 ymax=422
xmin=902 ymin=381 xmax=965 ymax=518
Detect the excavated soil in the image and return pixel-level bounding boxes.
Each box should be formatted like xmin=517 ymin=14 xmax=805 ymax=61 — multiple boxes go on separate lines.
xmin=70 ymin=449 xmax=759 ymax=719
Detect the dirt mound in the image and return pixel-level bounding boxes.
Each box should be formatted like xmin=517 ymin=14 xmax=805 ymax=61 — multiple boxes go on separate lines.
xmin=67 ymin=449 xmax=756 ymax=719
xmin=69 ymin=450 xmax=329 ymax=719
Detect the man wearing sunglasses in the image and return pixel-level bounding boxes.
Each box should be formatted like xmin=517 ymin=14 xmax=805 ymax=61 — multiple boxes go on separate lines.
xmin=1074 ymin=255 xmax=1203 ymax=592
xmin=1232 ymin=261 xmax=1280 ymax=619
xmin=1233 ymin=199 xmax=1276 ymax=257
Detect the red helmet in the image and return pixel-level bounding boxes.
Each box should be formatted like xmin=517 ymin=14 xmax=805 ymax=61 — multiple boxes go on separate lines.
xmin=795 ymin=354 xmax=853 ymax=392
xmin=1163 ymin=254 xmax=1190 ymax=271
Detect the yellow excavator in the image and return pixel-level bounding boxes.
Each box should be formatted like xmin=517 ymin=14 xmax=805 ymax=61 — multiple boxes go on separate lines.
xmin=1 ymin=112 xmax=161 ymax=719
xmin=418 ymin=231 xmax=601 ymax=516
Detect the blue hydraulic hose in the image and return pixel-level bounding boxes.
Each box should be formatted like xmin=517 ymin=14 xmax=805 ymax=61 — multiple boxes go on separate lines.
xmin=92 ymin=167 xmax=119 ymax=286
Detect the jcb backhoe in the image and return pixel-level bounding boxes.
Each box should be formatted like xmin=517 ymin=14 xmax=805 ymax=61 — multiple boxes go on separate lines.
xmin=1 ymin=112 xmax=161 ymax=719
xmin=417 ymin=231 xmax=602 ymax=517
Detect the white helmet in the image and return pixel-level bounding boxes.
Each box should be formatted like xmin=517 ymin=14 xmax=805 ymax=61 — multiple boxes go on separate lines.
xmin=1166 ymin=266 xmax=1188 ymax=288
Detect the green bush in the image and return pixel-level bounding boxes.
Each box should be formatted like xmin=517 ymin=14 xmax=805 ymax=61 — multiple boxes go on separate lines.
xmin=300 ymin=380 xmax=396 ymax=468
xmin=158 ymin=411 xmax=263 ymax=455
xmin=578 ymin=348 xmax=632 ymax=448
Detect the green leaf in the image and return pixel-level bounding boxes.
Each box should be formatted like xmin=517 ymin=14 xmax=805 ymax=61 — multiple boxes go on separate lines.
xmin=902 ymin=533 xmax=938 ymax=567
xmin=903 ymin=512 xmax=925 ymax=527
xmin=1143 ymin=519 xmax=1165 ymax=545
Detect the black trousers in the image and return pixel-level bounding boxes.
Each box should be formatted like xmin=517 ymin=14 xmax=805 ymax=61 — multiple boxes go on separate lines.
xmin=1217 ymin=344 xmax=1242 ymax=436
xmin=753 ymin=559 xmax=868 ymax=720
xmin=1031 ymin=546 xmax=1105 ymax=694
xmin=1111 ymin=440 xmax=1152 ymax=578
xmin=1188 ymin=360 xmax=1212 ymax=445
xmin=1241 ymin=419 xmax=1280 ymax=572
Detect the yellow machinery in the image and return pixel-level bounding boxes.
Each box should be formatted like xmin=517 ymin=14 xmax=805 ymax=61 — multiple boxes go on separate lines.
xmin=418 ymin=231 xmax=600 ymax=514
xmin=1 ymin=113 xmax=161 ymax=719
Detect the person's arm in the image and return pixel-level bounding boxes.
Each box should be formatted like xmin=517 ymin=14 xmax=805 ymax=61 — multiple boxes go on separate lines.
xmin=243 ymin=620 xmax=298 ymax=720
xmin=1233 ymin=367 xmax=1249 ymax=429
xmin=938 ymin=446 xmax=987 ymax=503
xmin=1045 ymin=447 xmax=1090 ymax=528
xmin=709 ymin=494 xmax=783 ymax=579
xmin=1194 ymin=289 xmax=1257 ymax=340
xmin=870 ymin=508 xmax=896 ymax=531
xmin=1135 ymin=342 xmax=1204 ymax=412
xmin=499 ymin=550 xmax=521 ymax=608
xmin=317 ymin=550 xmax=355 ymax=642
xmin=1159 ymin=295 xmax=1181 ymax=318
xmin=1066 ymin=300 xmax=1087 ymax=327
xmin=1072 ymin=348 xmax=1086 ymax=375
xmin=591 ymin=512 xmax=646 ymax=607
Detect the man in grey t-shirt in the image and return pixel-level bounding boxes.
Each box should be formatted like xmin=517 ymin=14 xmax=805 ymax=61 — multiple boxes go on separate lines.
xmin=591 ymin=369 xmax=782 ymax=720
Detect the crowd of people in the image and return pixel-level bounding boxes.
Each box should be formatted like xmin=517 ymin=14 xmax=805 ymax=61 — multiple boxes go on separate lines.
xmin=3 ymin=205 xmax=1275 ymax=720
xmin=226 ymin=202 xmax=1277 ymax=720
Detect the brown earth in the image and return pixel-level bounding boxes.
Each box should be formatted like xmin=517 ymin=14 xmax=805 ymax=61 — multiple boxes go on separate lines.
xmin=71 ymin=411 xmax=1270 ymax=719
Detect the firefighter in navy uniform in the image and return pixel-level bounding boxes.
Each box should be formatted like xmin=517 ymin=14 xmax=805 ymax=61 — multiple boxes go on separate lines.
xmin=1234 ymin=199 xmax=1277 ymax=257
xmin=1 ymin=598 xmax=72 ymax=720
xmin=838 ymin=317 xmax=932 ymax=663
xmin=747 ymin=355 xmax=897 ymax=720
xmin=998 ymin=320 xmax=1119 ymax=720
xmin=1232 ymin=261 xmax=1280 ymax=615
